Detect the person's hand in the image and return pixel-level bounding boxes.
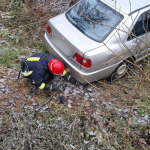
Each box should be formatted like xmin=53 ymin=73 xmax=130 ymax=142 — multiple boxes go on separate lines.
xmin=51 ymin=84 xmax=59 ymax=91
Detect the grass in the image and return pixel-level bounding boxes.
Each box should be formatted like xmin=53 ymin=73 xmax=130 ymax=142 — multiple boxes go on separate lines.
xmin=0 ymin=0 xmax=150 ymax=149
xmin=0 ymin=104 xmax=108 ymax=149
xmin=0 ymin=45 xmax=19 ymax=68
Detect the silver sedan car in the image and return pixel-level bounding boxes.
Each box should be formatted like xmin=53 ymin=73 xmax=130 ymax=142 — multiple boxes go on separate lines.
xmin=44 ymin=0 xmax=150 ymax=83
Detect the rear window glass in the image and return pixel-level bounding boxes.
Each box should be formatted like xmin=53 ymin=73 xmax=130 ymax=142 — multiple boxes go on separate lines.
xmin=66 ymin=0 xmax=124 ymax=43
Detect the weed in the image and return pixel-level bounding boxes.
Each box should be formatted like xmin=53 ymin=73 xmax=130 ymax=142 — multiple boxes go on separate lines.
xmin=10 ymin=0 xmax=24 ymax=10
xmin=139 ymin=108 xmax=147 ymax=117
xmin=38 ymin=43 xmax=48 ymax=53
xmin=0 ymin=0 xmax=150 ymax=149
xmin=29 ymin=41 xmax=48 ymax=52
xmin=0 ymin=46 xmax=19 ymax=68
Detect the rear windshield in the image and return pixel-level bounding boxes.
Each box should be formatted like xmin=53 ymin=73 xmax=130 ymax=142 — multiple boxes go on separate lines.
xmin=66 ymin=0 xmax=124 ymax=43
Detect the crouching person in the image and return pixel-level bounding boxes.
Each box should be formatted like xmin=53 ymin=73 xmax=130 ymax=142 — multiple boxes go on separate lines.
xmin=19 ymin=53 xmax=76 ymax=91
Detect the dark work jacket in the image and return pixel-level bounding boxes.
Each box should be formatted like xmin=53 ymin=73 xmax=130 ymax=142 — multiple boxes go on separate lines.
xmin=21 ymin=53 xmax=73 ymax=91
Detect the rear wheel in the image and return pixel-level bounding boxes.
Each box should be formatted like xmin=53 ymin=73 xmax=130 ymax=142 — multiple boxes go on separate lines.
xmin=110 ymin=58 xmax=132 ymax=80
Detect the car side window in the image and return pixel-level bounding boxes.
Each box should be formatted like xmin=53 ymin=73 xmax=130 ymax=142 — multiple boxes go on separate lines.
xmin=128 ymin=10 xmax=150 ymax=40
xmin=143 ymin=11 xmax=150 ymax=32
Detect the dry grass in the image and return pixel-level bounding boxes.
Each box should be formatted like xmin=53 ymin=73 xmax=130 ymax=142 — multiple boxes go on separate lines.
xmin=0 ymin=0 xmax=150 ymax=149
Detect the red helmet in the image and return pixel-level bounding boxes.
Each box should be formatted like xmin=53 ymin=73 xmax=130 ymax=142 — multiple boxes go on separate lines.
xmin=48 ymin=59 xmax=64 ymax=75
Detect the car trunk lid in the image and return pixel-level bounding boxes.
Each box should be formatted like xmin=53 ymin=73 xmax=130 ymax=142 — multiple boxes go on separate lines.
xmin=47 ymin=13 xmax=102 ymax=57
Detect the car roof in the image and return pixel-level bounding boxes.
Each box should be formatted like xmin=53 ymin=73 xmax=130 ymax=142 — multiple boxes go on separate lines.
xmin=103 ymin=0 xmax=150 ymax=15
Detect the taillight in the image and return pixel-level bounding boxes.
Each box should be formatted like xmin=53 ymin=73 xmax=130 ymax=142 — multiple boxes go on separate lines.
xmin=46 ymin=24 xmax=52 ymax=37
xmin=73 ymin=53 xmax=82 ymax=64
xmin=73 ymin=53 xmax=91 ymax=68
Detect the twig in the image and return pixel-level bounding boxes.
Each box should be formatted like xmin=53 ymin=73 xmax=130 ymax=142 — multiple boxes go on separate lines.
xmin=79 ymin=71 xmax=150 ymax=125
xmin=36 ymin=82 xmax=61 ymax=111
xmin=124 ymin=74 xmax=144 ymax=149
xmin=134 ymin=74 xmax=145 ymax=98
xmin=36 ymin=91 xmax=57 ymax=112
xmin=11 ymin=1 xmax=66 ymax=34
xmin=124 ymin=100 xmax=134 ymax=150
xmin=71 ymin=118 xmax=76 ymax=141
xmin=8 ymin=0 xmax=14 ymax=11
xmin=90 ymin=21 xmax=150 ymax=83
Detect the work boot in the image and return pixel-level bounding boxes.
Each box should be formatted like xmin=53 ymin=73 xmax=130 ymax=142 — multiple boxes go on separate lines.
xmin=59 ymin=96 xmax=66 ymax=104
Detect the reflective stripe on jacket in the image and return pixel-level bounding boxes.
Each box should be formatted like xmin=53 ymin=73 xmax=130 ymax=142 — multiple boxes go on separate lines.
xmin=61 ymin=70 xmax=72 ymax=82
xmin=21 ymin=53 xmax=56 ymax=90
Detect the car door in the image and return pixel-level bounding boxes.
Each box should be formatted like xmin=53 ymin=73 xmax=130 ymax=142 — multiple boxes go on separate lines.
xmin=142 ymin=10 xmax=150 ymax=60
xmin=125 ymin=9 xmax=150 ymax=62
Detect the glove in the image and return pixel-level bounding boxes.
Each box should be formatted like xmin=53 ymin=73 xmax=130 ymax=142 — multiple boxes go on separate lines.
xmin=51 ymin=84 xmax=59 ymax=91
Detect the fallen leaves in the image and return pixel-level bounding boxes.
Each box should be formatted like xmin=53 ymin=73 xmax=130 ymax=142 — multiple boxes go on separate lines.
xmin=0 ymin=1 xmax=150 ymax=148
xmin=96 ymin=131 xmax=103 ymax=143
xmin=84 ymin=101 xmax=90 ymax=107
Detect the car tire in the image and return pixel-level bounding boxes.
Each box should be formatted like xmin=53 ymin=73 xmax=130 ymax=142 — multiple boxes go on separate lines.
xmin=109 ymin=58 xmax=133 ymax=80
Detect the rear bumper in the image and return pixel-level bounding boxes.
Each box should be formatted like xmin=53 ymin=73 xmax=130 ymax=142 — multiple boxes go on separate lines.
xmin=44 ymin=33 xmax=119 ymax=83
